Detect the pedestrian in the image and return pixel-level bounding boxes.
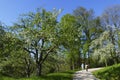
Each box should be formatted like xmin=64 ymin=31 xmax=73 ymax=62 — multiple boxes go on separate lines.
xmin=81 ymin=63 xmax=84 ymax=71
xmin=85 ymin=64 xmax=88 ymax=71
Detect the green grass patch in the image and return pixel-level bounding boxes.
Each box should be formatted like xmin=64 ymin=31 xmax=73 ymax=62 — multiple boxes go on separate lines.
xmin=0 ymin=74 xmax=15 ymax=80
xmin=46 ymin=70 xmax=75 ymax=80
xmin=0 ymin=70 xmax=76 ymax=80
xmin=93 ymin=63 xmax=120 ymax=80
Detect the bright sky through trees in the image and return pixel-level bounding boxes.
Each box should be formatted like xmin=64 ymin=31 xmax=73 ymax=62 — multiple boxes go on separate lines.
xmin=0 ymin=0 xmax=120 ymax=26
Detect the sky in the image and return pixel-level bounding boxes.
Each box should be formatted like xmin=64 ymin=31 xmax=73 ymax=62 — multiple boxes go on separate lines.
xmin=0 ymin=0 xmax=120 ymax=26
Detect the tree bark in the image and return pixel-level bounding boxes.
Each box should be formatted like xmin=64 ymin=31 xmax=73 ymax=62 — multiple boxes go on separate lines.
xmin=36 ymin=63 xmax=42 ymax=76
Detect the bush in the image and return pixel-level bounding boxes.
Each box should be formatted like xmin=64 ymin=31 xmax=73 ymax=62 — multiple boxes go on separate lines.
xmin=0 ymin=70 xmax=76 ymax=80
xmin=93 ymin=64 xmax=120 ymax=80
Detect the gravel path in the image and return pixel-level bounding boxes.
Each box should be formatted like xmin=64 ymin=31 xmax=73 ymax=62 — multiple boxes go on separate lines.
xmin=73 ymin=68 xmax=102 ymax=80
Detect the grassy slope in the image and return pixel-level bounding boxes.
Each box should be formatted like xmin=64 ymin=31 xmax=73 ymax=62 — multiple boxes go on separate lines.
xmin=0 ymin=74 xmax=14 ymax=80
xmin=93 ymin=63 xmax=120 ymax=80
xmin=0 ymin=70 xmax=76 ymax=80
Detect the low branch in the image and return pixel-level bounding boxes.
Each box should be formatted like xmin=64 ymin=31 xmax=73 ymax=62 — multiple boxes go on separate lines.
xmin=24 ymin=47 xmax=36 ymax=55
xmin=40 ymin=46 xmax=56 ymax=64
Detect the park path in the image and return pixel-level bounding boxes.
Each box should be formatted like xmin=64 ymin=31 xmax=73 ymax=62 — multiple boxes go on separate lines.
xmin=73 ymin=68 xmax=102 ymax=80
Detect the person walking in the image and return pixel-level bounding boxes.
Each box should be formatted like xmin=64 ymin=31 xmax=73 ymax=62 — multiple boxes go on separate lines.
xmin=85 ymin=64 xmax=88 ymax=71
xmin=81 ymin=63 xmax=84 ymax=72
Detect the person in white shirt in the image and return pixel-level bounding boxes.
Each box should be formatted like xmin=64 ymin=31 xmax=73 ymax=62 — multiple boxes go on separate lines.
xmin=85 ymin=64 xmax=88 ymax=71
xmin=81 ymin=63 xmax=84 ymax=71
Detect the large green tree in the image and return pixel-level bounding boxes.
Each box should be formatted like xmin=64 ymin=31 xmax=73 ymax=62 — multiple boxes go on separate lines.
xmin=12 ymin=9 xmax=61 ymax=76
xmin=73 ymin=7 xmax=103 ymax=66
xmin=59 ymin=14 xmax=82 ymax=70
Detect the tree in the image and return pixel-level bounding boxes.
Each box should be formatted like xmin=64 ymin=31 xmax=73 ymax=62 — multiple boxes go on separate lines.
xmin=59 ymin=14 xmax=81 ymax=70
xmin=0 ymin=24 xmax=6 ymax=54
xmin=101 ymin=5 xmax=120 ymax=63
xmin=0 ymin=29 xmax=35 ymax=77
xmin=11 ymin=9 xmax=61 ymax=76
xmin=91 ymin=31 xmax=114 ymax=66
xmin=73 ymin=7 xmax=103 ymax=66
xmin=101 ymin=5 xmax=120 ymax=28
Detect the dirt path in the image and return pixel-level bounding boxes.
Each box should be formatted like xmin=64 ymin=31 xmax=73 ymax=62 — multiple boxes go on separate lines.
xmin=73 ymin=68 xmax=102 ymax=80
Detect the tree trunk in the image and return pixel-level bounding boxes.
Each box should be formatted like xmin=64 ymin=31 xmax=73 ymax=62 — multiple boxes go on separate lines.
xmin=84 ymin=53 xmax=86 ymax=69
xmin=24 ymin=58 xmax=32 ymax=78
xmin=105 ymin=59 xmax=108 ymax=67
xmin=26 ymin=62 xmax=31 ymax=78
xmin=73 ymin=63 xmax=75 ymax=70
xmin=113 ymin=57 xmax=117 ymax=64
xmin=36 ymin=63 xmax=42 ymax=76
xmin=77 ymin=54 xmax=81 ymax=69
xmin=70 ymin=58 xmax=73 ymax=70
xmin=87 ymin=52 xmax=90 ymax=65
xmin=70 ymin=58 xmax=75 ymax=70
xmin=35 ymin=49 xmax=42 ymax=76
xmin=26 ymin=67 xmax=31 ymax=77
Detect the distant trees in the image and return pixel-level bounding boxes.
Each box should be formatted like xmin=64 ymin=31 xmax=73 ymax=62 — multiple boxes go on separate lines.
xmin=90 ymin=31 xmax=114 ymax=66
xmin=101 ymin=5 xmax=120 ymax=64
xmin=89 ymin=5 xmax=120 ymax=66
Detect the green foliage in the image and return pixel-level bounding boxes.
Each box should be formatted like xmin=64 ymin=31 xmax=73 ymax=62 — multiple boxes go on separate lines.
xmin=11 ymin=8 xmax=61 ymax=76
xmin=0 ymin=33 xmax=33 ymax=78
xmin=93 ymin=63 xmax=120 ymax=80
xmin=90 ymin=31 xmax=115 ymax=66
xmin=0 ymin=70 xmax=76 ymax=80
xmin=101 ymin=5 xmax=120 ymax=64
xmin=1 ymin=5 xmax=120 ymax=79
xmin=73 ymin=6 xmax=103 ymax=67
xmin=59 ymin=14 xmax=82 ymax=70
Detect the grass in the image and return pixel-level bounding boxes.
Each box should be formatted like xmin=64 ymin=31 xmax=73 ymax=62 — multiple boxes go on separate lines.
xmin=45 ymin=70 xmax=75 ymax=80
xmin=0 ymin=74 xmax=14 ymax=80
xmin=93 ymin=63 xmax=120 ymax=80
xmin=0 ymin=70 xmax=76 ymax=80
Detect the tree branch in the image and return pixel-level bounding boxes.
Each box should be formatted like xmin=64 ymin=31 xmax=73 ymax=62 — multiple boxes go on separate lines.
xmin=24 ymin=47 xmax=36 ymax=55
xmin=40 ymin=46 xmax=56 ymax=64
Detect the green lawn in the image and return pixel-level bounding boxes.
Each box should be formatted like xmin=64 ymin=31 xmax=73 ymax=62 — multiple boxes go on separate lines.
xmin=93 ymin=63 xmax=120 ymax=80
xmin=0 ymin=70 xmax=76 ymax=80
xmin=0 ymin=74 xmax=14 ymax=80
